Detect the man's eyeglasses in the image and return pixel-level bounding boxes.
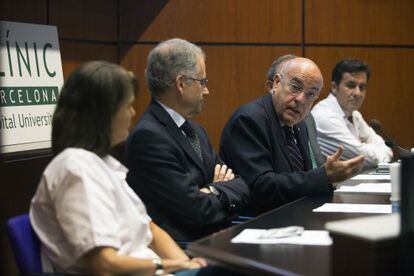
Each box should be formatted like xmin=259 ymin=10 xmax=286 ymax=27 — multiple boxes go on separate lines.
xmin=278 ymin=74 xmax=319 ymax=101
xmin=186 ymin=76 xmax=208 ymax=88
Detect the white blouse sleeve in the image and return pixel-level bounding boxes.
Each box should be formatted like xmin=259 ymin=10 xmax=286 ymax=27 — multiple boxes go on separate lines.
xmin=52 ymin=155 xmax=122 ymax=260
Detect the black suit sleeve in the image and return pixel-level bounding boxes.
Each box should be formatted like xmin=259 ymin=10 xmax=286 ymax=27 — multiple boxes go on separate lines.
xmin=221 ymin=114 xmax=331 ymax=210
xmin=127 ymin=127 xmax=249 ymax=227
xmin=196 ymin=126 xmax=250 ymax=211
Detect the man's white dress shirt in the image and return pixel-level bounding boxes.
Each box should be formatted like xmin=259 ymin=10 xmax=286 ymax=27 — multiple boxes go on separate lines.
xmin=30 ymin=148 xmax=159 ymax=274
xmin=311 ymin=93 xmax=392 ymax=167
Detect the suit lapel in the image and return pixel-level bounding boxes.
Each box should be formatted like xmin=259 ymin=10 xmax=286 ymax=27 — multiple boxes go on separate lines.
xmin=148 ymin=99 xmax=208 ymax=178
xmin=262 ymin=94 xmax=292 ymax=168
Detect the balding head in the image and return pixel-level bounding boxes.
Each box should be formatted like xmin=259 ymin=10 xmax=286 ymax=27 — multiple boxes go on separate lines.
xmin=265 ymin=54 xmax=298 ymax=91
xmin=272 ymin=57 xmax=323 ymax=126
xmin=279 ymin=57 xmax=323 ymax=87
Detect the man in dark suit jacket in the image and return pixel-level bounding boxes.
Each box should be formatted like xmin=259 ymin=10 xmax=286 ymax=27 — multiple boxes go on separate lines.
xmin=220 ymin=57 xmax=364 ymax=215
xmin=125 ymin=38 xmax=249 ymax=241
xmin=265 ymin=54 xmax=326 ymax=168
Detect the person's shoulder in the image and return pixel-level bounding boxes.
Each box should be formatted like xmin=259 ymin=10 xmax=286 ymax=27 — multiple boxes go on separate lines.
xmin=126 ymin=113 xmax=173 ymax=152
xmin=312 ymin=96 xmax=330 ymax=111
xmin=353 ymin=110 xmax=364 ymax=119
xmin=134 ymin=108 xmax=157 ymax=128
xmin=298 ymin=116 xmax=316 ymax=129
xmin=221 ymin=96 xmax=272 ymax=140
xmin=129 ymin=109 xmax=162 ymax=137
xmin=229 ymin=95 xmax=268 ymax=121
xmin=312 ymin=97 xmax=338 ymax=118
xmin=49 ymin=148 xmax=101 ymax=171
xmin=53 ymin=147 xmax=95 ymax=161
xmin=42 ymin=148 xmax=104 ymax=189
xmin=352 ymin=110 xmax=368 ymax=125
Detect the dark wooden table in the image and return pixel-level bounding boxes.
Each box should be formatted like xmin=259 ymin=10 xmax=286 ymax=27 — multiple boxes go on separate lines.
xmin=188 ymin=176 xmax=390 ymax=276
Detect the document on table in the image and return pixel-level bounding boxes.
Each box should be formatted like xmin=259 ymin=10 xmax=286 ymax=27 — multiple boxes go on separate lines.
xmin=231 ymin=229 xmax=332 ymax=246
xmin=334 ymin=183 xmax=391 ymax=195
xmin=351 ymin=174 xmax=390 ymax=181
xmin=325 ymin=214 xmax=400 ymax=241
xmin=313 ymin=203 xmax=391 ymax=214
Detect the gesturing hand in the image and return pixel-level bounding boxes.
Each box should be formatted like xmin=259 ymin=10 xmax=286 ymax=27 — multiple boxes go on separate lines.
xmin=324 ymin=145 xmax=365 ymax=185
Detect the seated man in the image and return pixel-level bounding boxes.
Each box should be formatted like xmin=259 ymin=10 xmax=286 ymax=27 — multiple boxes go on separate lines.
xmin=312 ymin=59 xmax=392 ymax=167
xmin=125 ymin=38 xmax=249 ymax=241
xmin=265 ymin=54 xmax=325 ymax=168
xmin=220 ymin=57 xmax=364 ymax=215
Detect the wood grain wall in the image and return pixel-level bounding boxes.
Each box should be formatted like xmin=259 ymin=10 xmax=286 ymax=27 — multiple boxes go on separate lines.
xmin=1 ymin=0 xmax=413 ymax=274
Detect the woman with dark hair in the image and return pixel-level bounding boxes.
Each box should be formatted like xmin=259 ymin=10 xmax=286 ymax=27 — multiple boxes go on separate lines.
xmin=29 ymin=61 xmax=206 ymax=275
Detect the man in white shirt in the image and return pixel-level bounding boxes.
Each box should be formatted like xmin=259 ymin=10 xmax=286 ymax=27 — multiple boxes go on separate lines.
xmin=312 ymin=58 xmax=393 ymax=167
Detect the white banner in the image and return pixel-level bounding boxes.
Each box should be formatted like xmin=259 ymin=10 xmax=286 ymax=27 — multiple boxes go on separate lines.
xmin=0 ymin=21 xmax=63 ymax=154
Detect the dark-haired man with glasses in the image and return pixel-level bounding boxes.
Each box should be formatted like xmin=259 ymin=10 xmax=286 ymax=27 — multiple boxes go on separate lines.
xmin=220 ymin=57 xmax=364 ymax=215
xmin=125 ymin=38 xmax=249 ymax=242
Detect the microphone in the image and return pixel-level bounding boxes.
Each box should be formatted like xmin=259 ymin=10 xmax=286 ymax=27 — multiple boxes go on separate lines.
xmin=369 ymin=119 xmax=411 ymax=158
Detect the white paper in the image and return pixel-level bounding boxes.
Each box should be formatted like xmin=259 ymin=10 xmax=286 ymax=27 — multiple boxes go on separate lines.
xmin=334 ymin=183 xmax=391 ymax=195
xmin=313 ymin=203 xmax=391 ymax=214
xmin=351 ymin=174 xmax=390 ymax=181
xmin=377 ymin=162 xmax=392 ymax=169
xmin=231 ymin=229 xmax=332 ymax=246
xmin=325 ymin=214 xmax=400 ymax=241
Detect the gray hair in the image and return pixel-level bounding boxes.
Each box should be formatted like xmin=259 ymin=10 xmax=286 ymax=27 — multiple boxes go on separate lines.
xmin=145 ymin=38 xmax=205 ymax=98
xmin=266 ymin=54 xmax=298 ymax=81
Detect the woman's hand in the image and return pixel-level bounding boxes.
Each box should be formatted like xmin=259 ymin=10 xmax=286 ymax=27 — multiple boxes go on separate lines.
xmin=190 ymin=257 xmax=207 ymax=267
xmin=163 ymin=257 xmax=207 ymax=273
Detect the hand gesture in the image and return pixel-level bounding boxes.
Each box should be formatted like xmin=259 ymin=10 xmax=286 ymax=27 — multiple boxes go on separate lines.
xmin=324 ymin=145 xmax=365 ymax=185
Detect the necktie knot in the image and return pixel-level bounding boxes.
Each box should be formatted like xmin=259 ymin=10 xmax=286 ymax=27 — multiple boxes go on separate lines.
xmin=283 ymin=125 xmax=294 ymax=139
xmin=180 ymin=120 xmax=203 ymax=161
xmin=180 ymin=121 xmax=196 ymax=138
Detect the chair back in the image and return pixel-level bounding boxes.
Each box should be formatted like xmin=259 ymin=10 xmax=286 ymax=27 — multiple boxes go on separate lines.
xmin=6 ymin=214 xmax=42 ymax=273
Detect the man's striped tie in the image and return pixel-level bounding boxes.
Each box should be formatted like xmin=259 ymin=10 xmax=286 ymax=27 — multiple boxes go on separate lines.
xmin=283 ymin=126 xmax=304 ymax=171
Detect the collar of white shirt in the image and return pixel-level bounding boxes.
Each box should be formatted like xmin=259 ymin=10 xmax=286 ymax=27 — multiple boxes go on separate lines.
xmin=156 ymin=100 xmax=186 ymax=128
xmin=327 ymin=93 xmax=354 ymax=121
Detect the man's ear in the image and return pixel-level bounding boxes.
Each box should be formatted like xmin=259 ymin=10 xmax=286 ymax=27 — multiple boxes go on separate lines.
xmin=175 ymin=75 xmax=185 ymax=94
xmin=331 ymin=81 xmax=338 ymax=95
xmin=273 ymin=74 xmax=282 ymax=89
xmin=265 ymin=80 xmax=273 ymax=91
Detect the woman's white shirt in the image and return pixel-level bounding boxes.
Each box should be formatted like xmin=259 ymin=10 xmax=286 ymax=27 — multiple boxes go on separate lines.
xmin=30 ymin=148 xmax=159 ymax=274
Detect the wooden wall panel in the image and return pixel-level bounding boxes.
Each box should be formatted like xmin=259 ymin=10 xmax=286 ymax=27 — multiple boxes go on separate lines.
xmin=306 ymin=0 xmax=414 ymax=45
xmin=121 ymin=45 xmax=302 ymax=149
xmin=120 ymin=0 xmax=302 ymax=43
xmin=306 ymin=47 xmax=414 ymax=148
xmin=0 ymin=0 xmax=47 ymax=24
xmin=49 ymin=0 xmax=117 ymax=41
xmin=119 ymin=45 xmax=154 ymax=125
xmin=60 ymin=42 xmax=118 ymax=79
